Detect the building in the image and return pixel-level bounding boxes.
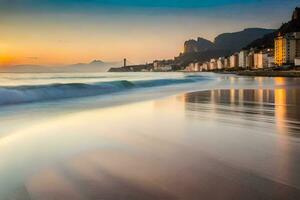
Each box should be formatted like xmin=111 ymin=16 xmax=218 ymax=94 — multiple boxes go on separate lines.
xmin=230 ymin=53 xmax=239 ymax=68
xmin=185 ymin=63 xmax=195 ymax=72
xmin=195 ymin=62 xmax=201 ymax=71
xmin=202 ymin=62 xmax=210 ymax=71
xmin=295 ymin=58 xmax=300 ymax=66
xmin=187 ymin=62 xmax=197 ymax=72
xmin=274 ymin=32 xmax=300 ymax=66
xmin=210 ymin=59 xmax=217 ymax=70
xmin=296 ymin=36 xmax=300 ymax=58
xmin=198 ymin=64 xmax=204 ymax=71
xmin=239 ymin=50 xmax=248 ymax=68
xmin=254 ymin=51 xmax=268 ymax=69
xmin=186 ymin=61 xmax=203 ymax=72
xmin=153 ymin=59 xmax=174 ymax=71
xmin=224 ymin=57 xmax=230 ymax=68
xmin=254 ymin=53 xmax=259 ymax=68
xmin=268 ymin=56 xmax=275 ymax=68
xmin=217 ymin=57 xmax=225 ymax=69
xmin=246 ymin=52 xmax=254 ymax=69
xmin=160 ymin=65 xmax=173 ymax=71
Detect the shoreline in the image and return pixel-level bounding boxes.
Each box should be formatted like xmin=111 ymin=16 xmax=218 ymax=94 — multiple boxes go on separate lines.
xmin=2 ymin=81 xmax=300 ymax=200
xmin=107 ymin=69 xmax=300 ymax=78
xmin=215 ymin=70 xmax=300 ymax=77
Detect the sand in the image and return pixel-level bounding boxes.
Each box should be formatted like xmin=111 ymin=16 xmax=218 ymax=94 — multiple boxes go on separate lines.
xmin=1 ymin=76 xmax=300 ymax=200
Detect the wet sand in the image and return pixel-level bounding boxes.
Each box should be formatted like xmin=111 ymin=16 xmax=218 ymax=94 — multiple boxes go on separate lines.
xmin=237 ymin=70 xmax=300 ymax=77
xmin=1 ymin=76 xmax=300 ymax=200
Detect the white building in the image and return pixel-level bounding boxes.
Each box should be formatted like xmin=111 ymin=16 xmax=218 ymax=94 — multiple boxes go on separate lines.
xmin=202 ymin=62 xmax=210 ymax=71
xmin=153 ymin=59 xmax=173 ymax=71
xmin=187 ymin=62 xmax=201 ymax=72
xmin=239 ymin=50 xmax=248 ymax=68
xmin=217 ymin=57 xmax=225 ymax=69
xmin=224 ymin=57 xmax=230 ymax=68
xmin=246 ymin=52 xmax=254 ymax=69
xmin=160 ymin=65 xmax=173 ymax=71
xmin=210 ymin=59 xmax=217 ymax=70
xmin=230 ymin=53 xmax=239 ymax=68
xmin=186 ymin=63 xmax=195 ymax=72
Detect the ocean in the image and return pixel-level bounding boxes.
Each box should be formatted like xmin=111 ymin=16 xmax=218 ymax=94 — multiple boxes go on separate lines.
xmin=0 ymin=72 xmax=215 ymax=106
xmin=1 ymin=72 xmax=300 ymax=200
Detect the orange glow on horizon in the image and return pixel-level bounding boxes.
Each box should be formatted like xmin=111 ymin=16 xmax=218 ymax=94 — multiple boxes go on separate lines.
xmin=0 ymin=55 xmax=18 ymax=67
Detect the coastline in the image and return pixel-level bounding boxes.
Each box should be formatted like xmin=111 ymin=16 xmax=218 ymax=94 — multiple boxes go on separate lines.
xmin=215 ymin=70 xmax=300 ymax=77
xmin=236 ymin=70 xmax=300 ymax=77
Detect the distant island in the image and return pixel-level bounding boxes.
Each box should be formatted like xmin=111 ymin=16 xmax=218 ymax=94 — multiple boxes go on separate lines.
xmin=0 ymin=60 xmax=123 ymax=73
xmin=109 ymin=7 xmax=300 ymax=77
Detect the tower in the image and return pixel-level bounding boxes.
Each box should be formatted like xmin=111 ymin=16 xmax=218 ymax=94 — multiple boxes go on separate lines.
xmin=123 ymin=58 xmax=127 ymax=67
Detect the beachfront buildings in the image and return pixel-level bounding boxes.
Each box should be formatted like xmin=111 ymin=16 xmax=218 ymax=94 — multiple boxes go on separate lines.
xmin=185 ymin=63 xmax=194 ymax=72
xmin=186 ymin=61 xmax=204 ymax=72
xmin=186 ymin=62 xmax=197 ymax=72
xmin=210 ymin=59 xmax=217 ymax=70
xmin=186 ymin=48 xmax=275 ymax=72
xmin=153 ymin=60 xmax=174 ymax=71
xmin=239 ymin=50 xmax=248 ymax=68
xmin=217 ymin=57 xmax=225 ymax=69
xmin=230 ymin=53 xmax=239 ymax=68
xmin=254 ymin=51 xmax=268 ymax=69
xmin=185 ymin=32 xmax=300 ymax=72
xmin=268 ymin=56 xmax=275 ymax=68
xmin=246 ymin=52 xmax=254 ymax=68
xmin=195 ymin=62 xmax=202 ymax=71
xmin=224 ymin=57 xmax=230 ymax=68
xmin=202 ymin=62 xmax=210 ymax=71
xmin=274 ymin=32 xmax=300 ymax=66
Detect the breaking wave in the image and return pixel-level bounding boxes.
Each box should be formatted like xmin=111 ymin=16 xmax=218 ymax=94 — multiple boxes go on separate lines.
xmin=0 ymin=76 xmax=210 ymax=106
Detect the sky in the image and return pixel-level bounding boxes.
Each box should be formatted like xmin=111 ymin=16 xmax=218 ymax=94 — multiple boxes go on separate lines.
xmin=0 ymin=0 xmax=299 ymax=66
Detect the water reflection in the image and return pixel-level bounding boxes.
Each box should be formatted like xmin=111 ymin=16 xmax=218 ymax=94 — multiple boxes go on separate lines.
xmin=184 ymin=88 xmax=300 ymax=136
xmin=2 ymin=76 xmax=300 ymax=200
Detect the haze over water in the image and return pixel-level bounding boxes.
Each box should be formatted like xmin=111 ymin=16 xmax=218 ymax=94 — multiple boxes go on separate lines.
xmin=0 ymin=72 xmax=300 ymax=200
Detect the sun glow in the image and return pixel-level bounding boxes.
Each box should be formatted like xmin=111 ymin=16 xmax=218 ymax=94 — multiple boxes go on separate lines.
xmin=0 ymin=55 xmax=17 ymax=67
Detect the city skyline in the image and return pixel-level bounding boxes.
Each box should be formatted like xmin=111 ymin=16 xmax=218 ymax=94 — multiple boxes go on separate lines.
xmin=0 ymin=0 xmax=298 ymax=67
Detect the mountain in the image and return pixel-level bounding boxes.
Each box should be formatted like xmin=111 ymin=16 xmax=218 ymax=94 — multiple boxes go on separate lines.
xmin=177 ymin=28 xmax=274 ymax=67
xmin=184 ymin=37 xmax=216 ymax=53
xmin=245 ymin=7 xmax=300 ymax=50
xmin=214 ymin=28 xmax=275 ymax=52
xmin=183 ymin=28 xmax=274 ymax=54
xmin=0 ymin=60 xmax=121 ymax=73
xmin=64 ymin=60 xmax=120 ymax=72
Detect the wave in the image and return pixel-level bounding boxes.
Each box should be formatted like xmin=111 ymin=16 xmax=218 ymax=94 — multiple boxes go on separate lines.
xmin=0 ymin=76 xmax=210 ymax=106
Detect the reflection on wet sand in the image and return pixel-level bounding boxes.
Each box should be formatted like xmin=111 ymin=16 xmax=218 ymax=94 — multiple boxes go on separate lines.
xmin=184 ymin=88 xmax=300 ymax=136
xmin=24 ymin=147 xmax=300 ymax=200
xmin=2 ymin=77 xmax=300 ymax=200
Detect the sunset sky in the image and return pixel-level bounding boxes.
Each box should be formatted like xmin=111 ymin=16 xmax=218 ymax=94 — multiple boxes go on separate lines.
xmin=0 ymin=0 xmax=298 ymax=66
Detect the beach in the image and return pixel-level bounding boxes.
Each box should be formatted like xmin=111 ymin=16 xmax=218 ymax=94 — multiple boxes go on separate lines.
xmin=0 ymin=73 xmax=300 ymax=199
xmin=236 ymin=70 xmax=300 ymax=77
